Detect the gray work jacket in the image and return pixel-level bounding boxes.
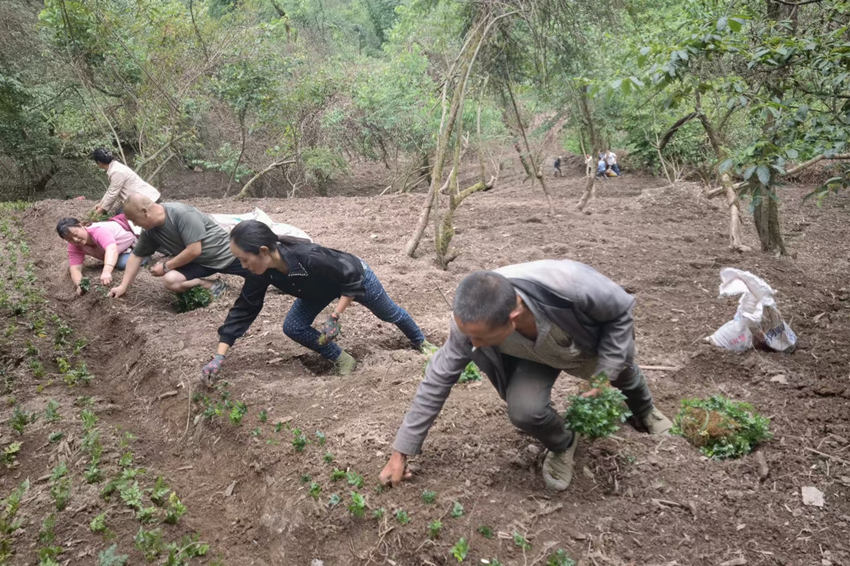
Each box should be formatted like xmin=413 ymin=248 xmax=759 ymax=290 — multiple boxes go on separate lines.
xmin=393 ymin=259 xmax=636 ymax=455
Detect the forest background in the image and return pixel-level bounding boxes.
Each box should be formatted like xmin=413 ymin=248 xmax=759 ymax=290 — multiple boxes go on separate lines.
xmin=1 ymin=0 xmax=849 ymax=256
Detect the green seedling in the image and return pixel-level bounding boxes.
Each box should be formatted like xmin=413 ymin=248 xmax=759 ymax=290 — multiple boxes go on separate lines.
xmin=512 ymin=531 xmax=532 ymax=551
xmin=394 ymin=509 xmax=410 ymax=525
xmin=291 ymin=428 xmax=308 ymax=451
xmin=258 ymin=409 xmax=268 ymax=423
xmin=10 ymin=406 xmax=35 ymax=435
xmin=309 ymin=481 xmax=322 ymax=500
xmin=330 ymin=468 xmax=346 ymax=481
xmin=80 ymin=408 xmax=97 ymax=430
xmin=428 ymin=519 xmax=443 ymax=539
xmin=29 ymin=359 xmax=45 ymax=378
xmin=300 ymin=474 xmax=312 ymax=484
xmin=274 ymin=421 xmax=285 ymax=433
xmin=164 ymin=493 xmax=187 ymax=524
xmin=450 ymin=501 xmax=464 ymax=518
xmin=49 ymin=462 xmax=71 ymax=510
xmin=477 ymin=525 xmax=494 ymax=539
xmin=78 ymin=278 xmax=91 ymax=294
xmin=323 ymin=452 xmax=334 ymax=464
xmin=328 ymin=494 xmax=341 ymax=507
xmin=37 ymin=513 xmax=62 ymax=564
xmin=163 ymin=535 xmax=208 ymax=565
xmin=450 ymin=537 xmax=469 ymax=562
xmin=44 ymin=400 xmax=60 ymax=422
xmin=250 ymin=427 xmax=261 ymax=437
xmin=136 ymin=506 xmax=158 ymax=523
xmin=90 ymin=512 xmax=107 ymax=533
xmin=547 ymin=549 xmax=577 ymax=566
xmin=175 ymin=287 xmax=213 ymax=313
xmin=421 ymin=489 xmax=437 ymax=504
xmin=119 ymin=480 xmax=143 ymax=510
xmin=673 ymin=395 xmax=772 ymax=459
xmin=2 ymin=442 xmax=21 ymax=468
xmin=84 ymin=461 xmax=103 ymax=484
xmin=1 ymin=479 xmax=29 ymax=561
xmin=315 ymin=430 xmax=326 ymax=445
xmin=48 ymin=432 xmax=64 ymax=443
xmin=149 ymin=477 xmax=171 ymax=506
xmin=348 ymin=491 xmax=366 ymax=517
xmin=564 ymin=374 xmax=631 ymax=438
xmin=372 ymin=507 xmax=385 ymax=519
xmin=458 ymin=362 xmax=483 ymax=383
xmin=134 ymin=527 xmax=164 ymax=561
xmin=228 ymin=401 xmax=247 ymax=425
xmin=97 ymin=544 xmax=128 ymax=566
xmin=118 ymin=451 xmax=134 ymax=468
xmin=346 ymin=470 xmax=364 ymax=489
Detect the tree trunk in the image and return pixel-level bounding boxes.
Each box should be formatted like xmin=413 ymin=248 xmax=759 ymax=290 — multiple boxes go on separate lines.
xmin=753 ymin=188 xmax=786 ymax=255
xmin=720 ymin=173 xmax=751 ymax=252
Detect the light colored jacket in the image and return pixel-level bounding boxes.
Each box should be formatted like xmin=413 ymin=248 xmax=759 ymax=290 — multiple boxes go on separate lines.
xmin=99 ymin=161 xmax=161 ymax=212
xmin=393 ymin=259 xmax=636 ymax=455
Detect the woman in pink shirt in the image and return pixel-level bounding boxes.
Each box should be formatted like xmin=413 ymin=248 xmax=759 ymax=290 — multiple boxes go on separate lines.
xmin=56 ymin=215 xmax=137 ymax=295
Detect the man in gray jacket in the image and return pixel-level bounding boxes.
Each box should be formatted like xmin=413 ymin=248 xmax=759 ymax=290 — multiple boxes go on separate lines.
xmin=379 ymin=259 xmax=672 ymax=491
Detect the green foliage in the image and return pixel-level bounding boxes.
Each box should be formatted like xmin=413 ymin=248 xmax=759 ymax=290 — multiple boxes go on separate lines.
xmin=450 ymin=501 xmax=464 ymax=518
xmin=10 ymin=406 xmax=35 ymax=434
xmin=348 ymin=491 xmax=366 ymax=518
xmin=394 ymin=508 xmax=410 ymax=525
xmin=564 ymin=375 xmax=631 ymax=439
xmin=90 ymin=512 xmax=107 ymax=533
xmin=78 ymin=278 xmax=91 ymax=293
xmin=477 ymin=525 xmax=494 ymax=539
xmin=49 ymin=462 xmax=71 ymax=510
xmin=134 ymin=527 xmax=164 ymax=561
xmin=2 ymin=442 xmax=21 ymax=468
xmin=428 ymin=519 xmax=442 ymax=539
xmin=292 ymin=428 xmax=308 ymax=451
xmin=175 ymin=287 xmax=213 ymax=313
xmin=1 ymin=479 xmax=29 ymax=561
xmin=44 ymin=399 xmax=60 ymax=422
xmin=164 ymin=493 xmax=187 ymax=524
xmin=547 ymin=549 xmax=576 ymax=566
xmin=458 ymin=362 xmax=483 ymax=383
xmin=450 ymin=537 xmax=469 ymax=562
xmin=421 ymin=489 xmax=437 ymax=504
xmin=228 ymin=401 xmax=247 ymax=425
xmin=346 ymin=470 xmax=364 ymax=489
xmin=97 ymin=544 xmax=128 ymax=566
xmin=512 ymin=531 xmax=531 ymax=551
xmin=309 ymin=481 xmax=322 ymax=500
xmin=327 ymin=493 xmax=341 ymax=507
xmin=673 ymin=395 xmax=772 ymax=459
xmin=149 ymin=477 xmax=171 ymax=506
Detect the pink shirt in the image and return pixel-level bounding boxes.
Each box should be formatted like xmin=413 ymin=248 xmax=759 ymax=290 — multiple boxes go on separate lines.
xmin=67 ymin=219 xmax=137 ymax=266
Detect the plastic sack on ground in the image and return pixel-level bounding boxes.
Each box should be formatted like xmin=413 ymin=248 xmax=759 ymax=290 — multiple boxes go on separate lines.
xmin=209 ymin=208 xmax=312 ymax=242
xmin=708 ymin=267 xmax=797 ymax=352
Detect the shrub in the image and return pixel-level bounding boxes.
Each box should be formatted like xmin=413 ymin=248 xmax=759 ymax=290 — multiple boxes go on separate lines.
xmin=174 ymin=287 xmax=212 ymax=313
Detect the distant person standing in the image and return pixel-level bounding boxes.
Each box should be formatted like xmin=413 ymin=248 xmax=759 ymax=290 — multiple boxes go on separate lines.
xmin=605 ymin=150 xmax=621 ymax=176
xmin=91 ymin=148 xmax=161 ymax=216
xmin=553 ymin=156 xmax=562 ymax=177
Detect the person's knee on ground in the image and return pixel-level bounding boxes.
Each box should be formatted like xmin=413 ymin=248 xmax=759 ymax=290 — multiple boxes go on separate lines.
xmin=162 ymin=271 xmax=197 ymax=292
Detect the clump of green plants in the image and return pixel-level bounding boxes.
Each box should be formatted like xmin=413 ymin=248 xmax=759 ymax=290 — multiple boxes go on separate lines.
xmin=49 ymin=462 xmax=71 ymax=510
xmin=2 ymin=442 xmax=21 ymax=468
xmin=428 ymin=519 xmax=442 ymax=539
xmin=1 ymin=480 xmax=29 ymax=561
xmin=421 ymin=489 xmax=437 ymax=504
xmin=328 ymin=494 xmax=341 ymax=507
xmin=348 ymin=491 xmax=366 ymax=518
xmin=78 ymin=278 xmax=92 ymax=294
xmin=37 ymin=513 xmax=62 ymax=564
xmin=97 ymin=544 xmax=128 ymax=566
xmin=346 ymin=470 xmax=364 ymax=489
xmin=477 ymin=525 xmax=494 ymax=539
xmin=228 ymin=401 xmax=247 ymax=425
xmin=309 ymin=481 xmax=322 ymax=500
xmin=90 ymin=512 xmax=107 ymax=533
xmin=291 ymin=428 xmax=308 ymax=451
xmin=513 ymin=531 xmax=532 ymax=551
xmin=175 ymin=287 xmax=213 ymax=313
xmin=450 ymin=501 xmax=464 ymax=518
xmin=10 ymin=406 xmax=35 ymax=435
xmin=673 ymin=395 xmax=772 ymax=459
xmin=164 ymin=492 xmax=187 ymax=524
xmin=394 ymin=509 xmax=410 ymax=525
xmin=564 ymin=374 xmax=631 ymax=438
xmin=134 ymin=527 xmax=164 ymax=561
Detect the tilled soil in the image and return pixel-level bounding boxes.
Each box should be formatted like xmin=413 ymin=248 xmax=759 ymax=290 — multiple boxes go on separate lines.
xmin=4 ymin=167 xmax=850 ymax=565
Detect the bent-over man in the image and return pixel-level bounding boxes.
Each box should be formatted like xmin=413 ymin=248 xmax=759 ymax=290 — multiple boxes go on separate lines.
xmin=109 ymin=194 xmax=249 ymax=298
xmin=380 ymin=259 xmax=672 ymax=491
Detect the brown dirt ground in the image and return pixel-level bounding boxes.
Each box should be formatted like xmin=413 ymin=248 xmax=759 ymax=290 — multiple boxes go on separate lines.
xmin=3 ymin=164 xmax=850 ymax=566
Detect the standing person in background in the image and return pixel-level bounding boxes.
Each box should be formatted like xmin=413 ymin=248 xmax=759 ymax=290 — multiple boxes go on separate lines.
xmin=553 ymin=156 xmax=562 ymax=177
xmin=91 ymin=148 xmax=161 ymax=216
xmin=605 ymin=150 xmax=621 ymax=176
xmin=56 ymin=214 xmax=137 ymax=295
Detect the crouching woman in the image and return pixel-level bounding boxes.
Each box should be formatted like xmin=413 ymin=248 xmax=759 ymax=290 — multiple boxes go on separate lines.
xmin=57 ymin=215 xmax=137 ymax=295
xmin=201 ymin=220 xmax=428 ymax=383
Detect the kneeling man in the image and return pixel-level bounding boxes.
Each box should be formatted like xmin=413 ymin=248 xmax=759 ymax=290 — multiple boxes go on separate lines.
xmin=380 ymin=259 xmax=672 ymax=491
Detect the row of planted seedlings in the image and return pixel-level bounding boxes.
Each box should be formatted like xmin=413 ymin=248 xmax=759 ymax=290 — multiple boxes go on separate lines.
xmin=192 ymin=374 xmax=578 ymax=566
xmin=0 ymin=203 xmax=217 ymax=565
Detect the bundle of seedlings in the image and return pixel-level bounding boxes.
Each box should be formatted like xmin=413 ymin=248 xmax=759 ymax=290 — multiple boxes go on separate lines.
xmin=175 ymin=287 xmax=213 ymax=313
xmin=673 ymin=395 xmax=772 ymax=459
xmin=564 ymin=374 xmax=631 ymax=439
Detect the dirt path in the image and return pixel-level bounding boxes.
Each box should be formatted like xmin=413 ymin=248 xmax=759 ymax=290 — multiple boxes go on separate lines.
xmin=5 ymin=168 xmax=850 ymax=565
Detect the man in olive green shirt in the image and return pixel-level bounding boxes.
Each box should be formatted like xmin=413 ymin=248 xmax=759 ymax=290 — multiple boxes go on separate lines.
xmin=109 ymin=194 xmax=250 ymax=298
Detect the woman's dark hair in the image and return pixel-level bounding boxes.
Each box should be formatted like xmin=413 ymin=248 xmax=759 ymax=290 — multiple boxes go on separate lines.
xmin=56 ymin=217 xmax=82 ymax=238
xmin=229 ymin=220 xmax=309 ymax=253
xmin=91 ymin=148 xmax=114 ymax=164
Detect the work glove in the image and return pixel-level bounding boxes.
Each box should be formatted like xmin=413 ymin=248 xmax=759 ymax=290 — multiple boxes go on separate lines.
xmin=201 ymin=354 xmax=226 ymax=386
xmin=317 ymin=314 xmax=341 ymax=346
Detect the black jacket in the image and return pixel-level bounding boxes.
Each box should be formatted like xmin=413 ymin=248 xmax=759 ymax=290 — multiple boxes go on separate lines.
xmin=217 ymin=241 xmax=366 ymax=346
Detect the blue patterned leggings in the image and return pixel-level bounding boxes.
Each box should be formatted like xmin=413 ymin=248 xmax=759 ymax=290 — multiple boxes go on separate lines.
xmin=282 ymin=266 xmax=425 ymax=360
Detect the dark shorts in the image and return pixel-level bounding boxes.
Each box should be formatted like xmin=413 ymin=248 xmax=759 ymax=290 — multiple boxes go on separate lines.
xmin=175 ymin=258 xmax=251 ymax=281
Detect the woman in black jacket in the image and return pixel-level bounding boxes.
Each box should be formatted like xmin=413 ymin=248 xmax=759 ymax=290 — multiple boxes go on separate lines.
xmin=201 ymin=220 xmax=428 ymax=382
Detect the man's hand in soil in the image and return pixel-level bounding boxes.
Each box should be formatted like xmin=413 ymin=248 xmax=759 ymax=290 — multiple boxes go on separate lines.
xmin=317 ymin=313 xmax=341 ymax=346
xmin=201 ymin=354 xmax=226 ymax=385
xmin=150 ymin=261 xmax=167 ymax=277
xmin=108 ymin=285 xmax=127 ymax=298
xmin=379 ymin=450 xmax=413 ymax=487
